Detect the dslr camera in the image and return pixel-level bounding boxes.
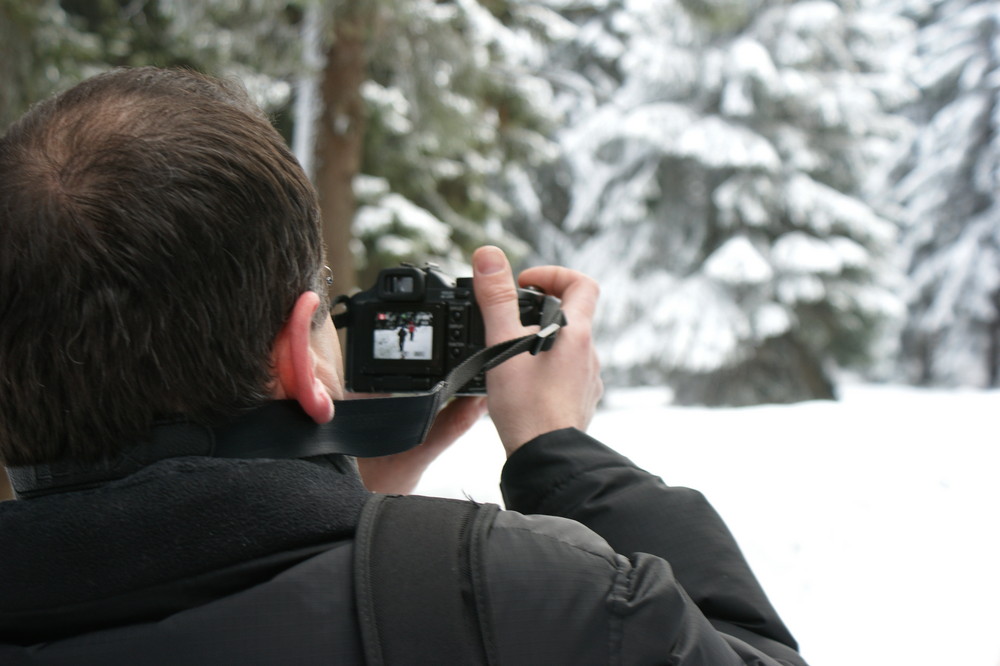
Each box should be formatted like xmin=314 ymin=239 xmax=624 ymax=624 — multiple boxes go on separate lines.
xmin=334 ymin=263 xmax=563 ymax=394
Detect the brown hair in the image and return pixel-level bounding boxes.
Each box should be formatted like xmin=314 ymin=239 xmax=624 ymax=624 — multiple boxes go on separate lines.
xmin=0 ymin=67 xmax=325 ymax=466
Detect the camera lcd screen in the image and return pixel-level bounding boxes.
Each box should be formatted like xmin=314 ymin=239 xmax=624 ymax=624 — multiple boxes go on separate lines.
xmin=372 ymin=310 xmax=435 ymax=361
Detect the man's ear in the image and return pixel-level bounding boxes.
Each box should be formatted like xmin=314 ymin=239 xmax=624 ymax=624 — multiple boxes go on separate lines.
xmin=272 ymin=291 xmax=335 ymax=424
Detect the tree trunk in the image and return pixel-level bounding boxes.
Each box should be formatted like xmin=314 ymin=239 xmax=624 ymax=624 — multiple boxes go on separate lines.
xmin=313 ymin=10 xmax=370 ymax=294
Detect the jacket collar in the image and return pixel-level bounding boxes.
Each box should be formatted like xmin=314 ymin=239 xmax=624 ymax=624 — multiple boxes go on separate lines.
xmin=0 ymin=447 xmax=369 ymax=644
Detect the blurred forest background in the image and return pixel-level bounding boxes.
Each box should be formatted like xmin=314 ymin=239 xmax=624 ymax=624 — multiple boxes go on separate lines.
xmin=3 ymin=0 xmax=1000 ymax=407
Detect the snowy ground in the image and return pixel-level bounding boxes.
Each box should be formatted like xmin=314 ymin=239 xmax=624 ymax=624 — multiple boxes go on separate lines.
xmin=415 ymin=383 xmax=1000 ymax=666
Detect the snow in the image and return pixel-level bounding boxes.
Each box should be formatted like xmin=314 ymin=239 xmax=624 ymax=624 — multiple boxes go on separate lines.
xmin=729 ymin=37 xmax=778 ymax=83
xmin=714 ymin=175 xmax=776 ymax=227
xmin=754 ymin=302 xmax=793 ymax=338
xmin=785 ymin=174 xmax=896 ymax=245
xmin=677 ymin=116 xmax=782 ymax=171
xmin=704 ymin=236 xmax=774 ymax=285
xmin=415 ymin=383 xmax=1000 ymax=666
xmin=651 ymin=277 xmax=751 ymax=371
xmin=771 ymin=231 xmax=846 ymax=275
xmin=353 ymin=194 xmax=452 ymax=254
xmin=361 ymin=81 xmax=413 ymax=134
xmin=613 ymin=102 xmax=696 ymax=149
xmin=784 ymin=1 xmax=841 ymax=34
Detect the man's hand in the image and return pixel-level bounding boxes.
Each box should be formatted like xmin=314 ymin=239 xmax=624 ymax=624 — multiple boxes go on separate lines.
xmin=473 ymin=246 xmax=603 ymax=456
xmin=355 ymin=396 xmax=487 ymax=494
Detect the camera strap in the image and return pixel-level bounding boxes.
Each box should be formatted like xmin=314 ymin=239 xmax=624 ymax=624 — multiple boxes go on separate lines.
xmin=328 ymin=320 xmax=563 ymax=456
xmin=6 ymin=325 xmax=561 ymax=499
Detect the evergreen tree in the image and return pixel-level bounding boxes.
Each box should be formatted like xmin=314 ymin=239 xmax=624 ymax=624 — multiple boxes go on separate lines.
xmin=512 ymin=0 xmax=914 ymax=405
xmin=0 ymin=0 xmax=98 ymax=129
xmin=339 ymin=0 xmax=558 ymax=287
xmin=2 ymin=0 xmax=556 ymax=292
xmin=887 ymin=0 xmax=1000 ymax=387
xmin=0 ymin=0 xmax=306 ymax=129
xmin=499 ymin=0 xmax=631 ymax=265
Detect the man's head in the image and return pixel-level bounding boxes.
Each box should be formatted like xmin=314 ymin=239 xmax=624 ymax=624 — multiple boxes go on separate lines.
xmin=0 ymin=67 xmax=327 ymax=466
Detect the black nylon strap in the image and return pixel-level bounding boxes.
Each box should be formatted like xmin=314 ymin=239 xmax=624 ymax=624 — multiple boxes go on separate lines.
xmin=354 ymin=495 xmax=499 ymax=666
xmin=6 ymin=325 xmax=561 ymax=499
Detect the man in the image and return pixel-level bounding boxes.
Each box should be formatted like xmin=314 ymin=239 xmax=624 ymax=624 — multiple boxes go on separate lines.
xmin=0 ymin=68 xmax=807 ymax=664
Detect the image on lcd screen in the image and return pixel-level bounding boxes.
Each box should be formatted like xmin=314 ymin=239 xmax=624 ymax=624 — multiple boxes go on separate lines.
xmin=373 ymin=311 xmax=434 ymax=360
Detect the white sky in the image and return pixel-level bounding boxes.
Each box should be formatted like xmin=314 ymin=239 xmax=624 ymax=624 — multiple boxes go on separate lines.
xmin=416 ymin=383 xmax=1000 ymax=666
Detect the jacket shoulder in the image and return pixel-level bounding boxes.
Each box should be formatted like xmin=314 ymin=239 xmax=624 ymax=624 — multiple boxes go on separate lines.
xmin=482 ymin=511 xmax=801 ymax=666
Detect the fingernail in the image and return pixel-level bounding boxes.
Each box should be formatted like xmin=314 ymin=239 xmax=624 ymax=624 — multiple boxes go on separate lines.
xmin=474 ymin=246 xmax=506 ymax=275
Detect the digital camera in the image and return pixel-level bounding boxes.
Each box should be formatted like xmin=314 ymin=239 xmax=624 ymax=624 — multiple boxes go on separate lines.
xmin=334 ymin=263 xmax=563 ymax=394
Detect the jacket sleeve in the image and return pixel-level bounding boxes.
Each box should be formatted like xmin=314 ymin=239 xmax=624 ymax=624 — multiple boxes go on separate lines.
xmin=491 ymin=427 xmax=807 ymax=665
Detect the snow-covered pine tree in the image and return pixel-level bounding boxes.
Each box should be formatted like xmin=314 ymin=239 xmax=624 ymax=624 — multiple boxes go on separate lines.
xmin=887 ymin=0 xmax=1000 ymax=387
xmin=51 ymin=0 xmax=306 ymax=102
xmin=343 ymin=0 xmax=558 ymax=285
xmin=498 ymin=0 xmax=631 ymax=265
xmin=0 ymin=0 xmax=113 ymax=129
xmin=516 ymin=0 xmax=913 ymax=405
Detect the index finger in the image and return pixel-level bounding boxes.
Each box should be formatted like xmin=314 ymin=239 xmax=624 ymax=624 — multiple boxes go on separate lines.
xmin=518 ymin=265 xmax=600 ymax=324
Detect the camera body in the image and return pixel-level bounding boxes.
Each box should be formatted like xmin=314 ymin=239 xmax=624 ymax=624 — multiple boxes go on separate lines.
xmin=336 ymin=263 xmax=559 ymax=394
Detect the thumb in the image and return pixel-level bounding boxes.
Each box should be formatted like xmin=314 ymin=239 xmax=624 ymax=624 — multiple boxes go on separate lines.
xmin=473 ymin=246 xmax=525 ymax=346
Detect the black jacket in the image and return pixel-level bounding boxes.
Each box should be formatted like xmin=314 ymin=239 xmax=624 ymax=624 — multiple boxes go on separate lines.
xmin=0 ymin=408 xmax=807 ymax=665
